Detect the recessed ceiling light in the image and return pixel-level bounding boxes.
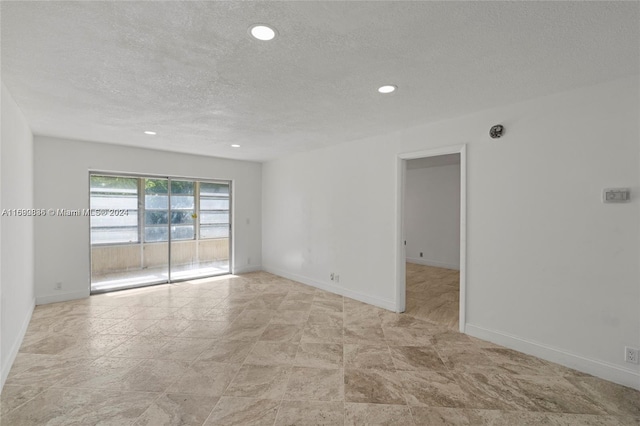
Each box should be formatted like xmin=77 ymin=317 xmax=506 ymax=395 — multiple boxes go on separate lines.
xmin=231 ymin=144 xmax=241 ymax=148
xmin=249 ymin=24 xmax=276 ymax=41
xmin=144 ymin=131 xmax=156 ymax=135
xmin=378 ymin=85 xmax=397 ymax=94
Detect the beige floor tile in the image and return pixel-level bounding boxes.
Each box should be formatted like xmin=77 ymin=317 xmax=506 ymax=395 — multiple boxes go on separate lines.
xmin=105 ymin=335 xmax=173 ymax=358
xmin=343 ymin=326 xmax=386 ymax=345
xmin=344 ymin=368 xmax=406 ymax=405
xmin=398 ymin=370 xmax=471 ymax=408
xmin=197 ymin=340 xmax=256 ymax=364
xmin=389 ymin=345 xmax=447 ymax=371
xmin=382 ymin=327 xmax=433 ymax=346
xmin=344 ymin=344 xmax=395 ymax=370
xmin=155 ymin=338 xmax=216 ymax=362
xmin=7 ymin=269 xmax=638 ymax=424
xmin=168 ymin=360 xmax=240 ymax=396
xmin=344 ymin=402 xmax=414 ymax=425
xmin=259 ymin=324 xmax=303 ymax=343
xmin=245 ymin=341 xmax=299 ymax=366
xmin=294 ymin=342 xmax=343 ymax=368
xmin=1 ymin=388 xmax=158 ymax=426
xmin=284 ymin=367 xmax=344 ymax=401
xmin=564 ymin=376 xmax=640 ymax=418
xmin=274 ymin=400 xmax=343 ymax=426
xmin=301 ymin=326 xmax=343 ymax=344
xmin=134 ymin=393 xmax=219 ymax=426
xmin=203 ymin=396 xmax=279 ymax=425
xmin=224 ymin=364 xmax=291 ymax=399
xmin=0 ymin=385 xmax=45 ymax=417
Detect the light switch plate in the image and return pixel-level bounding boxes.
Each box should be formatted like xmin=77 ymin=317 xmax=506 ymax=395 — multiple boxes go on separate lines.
xmin=602 ymin=188 xmax=630 ymax=203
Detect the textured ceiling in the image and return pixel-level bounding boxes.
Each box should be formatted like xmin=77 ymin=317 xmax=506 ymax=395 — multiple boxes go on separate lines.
xmin=1 ymin=1 xmax=638 ymax=162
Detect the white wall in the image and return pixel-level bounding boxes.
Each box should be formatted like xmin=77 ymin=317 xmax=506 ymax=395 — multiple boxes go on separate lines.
xmin=263 ymin=76 xmax=640 ymax=389
xmin=405 ymin=163 xmax=460 ymax=269
xmin=1 ymin=83 xmax=36 ymax=390
xmin=34 ymin=136 xmax=262 ymax=304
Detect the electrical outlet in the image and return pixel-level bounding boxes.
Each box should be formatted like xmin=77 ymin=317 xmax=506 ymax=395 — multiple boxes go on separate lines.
xmin=625 ymin=347 xmax=639 ymax=364
xmin=420 ymin=252 xmax=423 ymax=257
xmin=330 ymin=273 xmax=334 ymax=281
xmin=54 ymin=282 xmax=62 ymax=290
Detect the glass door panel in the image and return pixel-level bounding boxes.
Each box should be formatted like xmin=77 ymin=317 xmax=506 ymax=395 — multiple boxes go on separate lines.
xmin=141 ymin=177 xmax=170 ymax=286
xmin=170 ymin=179 xmax=231 ymax=280
xmin=90 ymin=174 xmax=231 ymax=293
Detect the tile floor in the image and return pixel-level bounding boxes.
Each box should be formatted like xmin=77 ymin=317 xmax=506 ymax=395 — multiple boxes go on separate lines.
xmin=405 ymin=263 xmax=460 ymax=330
xmin=1 ymin=271 xmax=638 ymax=425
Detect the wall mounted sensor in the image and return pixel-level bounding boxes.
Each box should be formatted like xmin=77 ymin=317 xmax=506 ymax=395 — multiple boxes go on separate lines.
xmin=490 ymin=124 xmax=504 ymax=139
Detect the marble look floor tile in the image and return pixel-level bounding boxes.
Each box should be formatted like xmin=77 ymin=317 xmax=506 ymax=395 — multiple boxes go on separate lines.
xmin=274 ymin=400 xmax=343 ymax=426
xmin=56 ymin=356 xmax=143 ymax=389
xmin=56 ymin=334 xmax=132 ymax=358
xmin=269 ymin=310 xmax=309 ymax=325
xmin=106 ymin=335 xmax=173 ymax=358
xmin=97 ymin=306 xmax=145 ymax=319
xmin=310 ymin=298 xmax=343 ymax=313
xmin=138 ymin=319 xmax=193 ymax=337
xmin=564 ymin=376 xmax=640 ymax=418
xmin=294 ymin=342 xmax=343 ymax=368
xmin=245 ymin=342 xmax=299 ymax=366
xmin=398 ymin=370 xmax=471 ymax=408
xmin=307 ymin=310 xmax=343 ymax=327
xmin=344 ymin=368 xmax=406 ymax=405
xmin=177 ymin=320 xmax=229 ymax=339
xmin=7 ymin=356 xmax=97 ymax=388
xmin=0 ymin=385 xmax=45 ymax=417
xmin=2 ymin=388 xmax=158 ymax=426
xmin=275 ymin=300 xmax=313 ymax=311
xmin=482 ymin=347 xmax=566 ymax=376
xmin=134 ymin=393 xmax=219 ymax=426
xmin=259 ymin=324 xmax=303 ymax=343
xmin=344 ymin=402 xmax=414 ymax=425
xmin=452 ymin=371 xmax=538 ymax=411
xmin=168 ymin=360 xmax=240 ymax=396
xmin=284 ymin=367 xmax=344 ymax=401
xmin=382 ymin=327 xmax=433 ymax=346
xmin=233 ymin=309 xmax=275 ymax=326
xmin=196 ymin=340 xmax=255 ymax=364
xmin=389 ymin=345 xmax=447 ymax=371
xmin=513 ymin=375 xmax=608 ymax=414
xmin=301 ymin=326 xmax=343 ymax=343
xmin=282 ymin=292 xmax=315 ymax=303
xmin=221 ymin=322 xmax=267 ymax=341
xmin=344 ymin=344 xmax=395 ymax=370
xmin=343 ymin=326 xmax=386 ymax=345
xmin=203 ymin=396 xmax=279 ymax=425
xmin=116 ymin=359 xmax=190 ymax=393
xmin=155 ymin=338 xmax=215 ymax=362
xmin=203 ymin=307 xmax=245 ymax=322
xmin=100 ymin=319 xmax=157 ymax=335
xmin=129 ymin=307 xmax=179 ymax=320
xmin=224 ymin=364 xmax=291 ymax=399
xmin=436 ymin=345 xmax=497 ymax=372
xmin=18 ymin=334 xmax=78 ymax=355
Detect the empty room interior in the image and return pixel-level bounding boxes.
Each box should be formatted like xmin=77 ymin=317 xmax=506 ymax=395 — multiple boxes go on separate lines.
xmin=1 ymin=2 xmax=639 ymax=425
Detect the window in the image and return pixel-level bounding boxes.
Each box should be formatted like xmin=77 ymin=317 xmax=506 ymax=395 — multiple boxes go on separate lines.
xmin=199 ymin=182 xmax=230 ymax=239
xmin=90 ymin=174 xmax=230 ymax=245
xmin=90 ymin=176 xmax=139 ymax=244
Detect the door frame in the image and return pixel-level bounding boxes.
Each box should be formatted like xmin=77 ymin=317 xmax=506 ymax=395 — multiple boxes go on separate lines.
xmin=395 ymin=144 xmax=467 ymax=333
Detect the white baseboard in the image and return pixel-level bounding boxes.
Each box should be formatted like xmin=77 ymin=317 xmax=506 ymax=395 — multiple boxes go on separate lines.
xmin=406 ymin=258 xmax=459 ymax=270
xmin=263 ymin=265 xmax=396 ymax=311
xmin=465 ymin=323 xmax=640 ymax=391
xmin=36 ymin=290 xmax=88 ymax=305
xmin=1 ymin=298 xmax=35 ymax=391
xmin=233 ymin=265 xmax=263 ymax=274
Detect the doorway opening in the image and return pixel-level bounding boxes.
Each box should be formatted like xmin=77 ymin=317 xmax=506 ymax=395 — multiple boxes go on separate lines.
xmin=396 ymin=145 xmax=466 ymax=332
xmin=89 ymin=172 xmax=232 ymax=293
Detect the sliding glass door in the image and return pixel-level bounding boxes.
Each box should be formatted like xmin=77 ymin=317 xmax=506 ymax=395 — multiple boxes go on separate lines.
xmin=90 ymin=173 xmax=231 ymax=293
